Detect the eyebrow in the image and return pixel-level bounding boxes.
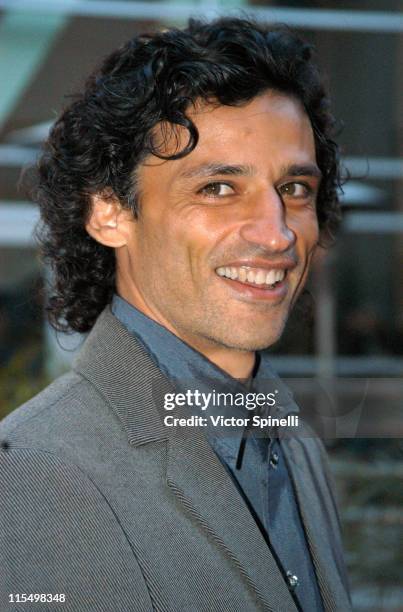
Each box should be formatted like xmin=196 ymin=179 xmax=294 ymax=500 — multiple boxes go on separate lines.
xmin=179 ymin=163 xmax=256 ymax=179
xmin=179 ymin=161 xmax=322 ymax=181
xmin=281 ymin=163 xmax=322 ymax=179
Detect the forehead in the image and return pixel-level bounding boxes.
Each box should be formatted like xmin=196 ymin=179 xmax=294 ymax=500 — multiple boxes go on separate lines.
xmin=192 ymin=91 xmax=311 ymax=133
xmin=146 ymin=91 xmax=316 ymax=176
xmin=192 ymin=92 xmax=314 ymax=158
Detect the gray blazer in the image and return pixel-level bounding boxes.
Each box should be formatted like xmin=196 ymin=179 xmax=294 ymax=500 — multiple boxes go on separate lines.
xmin=0 ymin=307 xmax=351 ymax=612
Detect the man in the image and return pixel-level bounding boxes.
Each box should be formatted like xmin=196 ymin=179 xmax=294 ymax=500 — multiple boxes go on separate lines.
xmin=0 ymin=18 xmax=350 ymax=612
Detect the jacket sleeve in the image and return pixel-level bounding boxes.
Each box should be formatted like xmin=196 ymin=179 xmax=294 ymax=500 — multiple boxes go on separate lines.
xmin=0 ymin=445 xmax=154 ymax=612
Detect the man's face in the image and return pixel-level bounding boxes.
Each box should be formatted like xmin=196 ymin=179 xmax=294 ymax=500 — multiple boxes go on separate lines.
xmin=118 ymin=91 xmax=320 ymax=353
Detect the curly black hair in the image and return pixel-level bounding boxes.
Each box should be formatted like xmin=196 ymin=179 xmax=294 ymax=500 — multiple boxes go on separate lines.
xmin=30 ymin=17 xmax=341 ymax=333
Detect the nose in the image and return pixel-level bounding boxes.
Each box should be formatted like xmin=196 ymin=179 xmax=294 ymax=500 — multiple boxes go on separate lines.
xmin=239 ymin=188 xmax=296 ymax=253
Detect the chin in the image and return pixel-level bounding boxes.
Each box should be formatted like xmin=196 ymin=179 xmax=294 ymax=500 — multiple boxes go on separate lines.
xmin=233 ymin=314 xmax=288 ymax=351
xmin=235 ymin=336 xmax=282 ymax=352
xmin=216 ymin=325 xmax=285 ymax=353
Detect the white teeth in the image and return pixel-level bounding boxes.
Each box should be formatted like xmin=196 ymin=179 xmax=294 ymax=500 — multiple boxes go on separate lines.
xmin=255 ymin=270 xmax=266 ymax=285
xmin=275 ymin=269 xmax=285 ymax=282
xmin=266 ymin=270 xmax=277 ymax=285
xmin=216 ymin=265 xmax=287 ymax=286
xmin=239 ymin=268 xmax=247 ymax=282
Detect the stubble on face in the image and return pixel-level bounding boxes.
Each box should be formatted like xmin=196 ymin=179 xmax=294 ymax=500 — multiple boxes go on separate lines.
xmin=116 ymin=91 xmax=320 ymax=368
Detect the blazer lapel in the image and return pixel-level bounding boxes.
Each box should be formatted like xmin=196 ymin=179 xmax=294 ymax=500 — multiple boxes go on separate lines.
xmin=282 ymin=434 xmax=352 ymax=612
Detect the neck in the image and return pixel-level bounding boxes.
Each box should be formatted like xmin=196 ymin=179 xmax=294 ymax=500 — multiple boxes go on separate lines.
xmin=116 ymin=284 xmax=256 ymax=380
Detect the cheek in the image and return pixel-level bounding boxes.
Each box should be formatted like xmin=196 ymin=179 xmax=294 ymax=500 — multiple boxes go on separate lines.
xmin=175 ymin=209 xmax=232 ymax=265
xmin=289 ymin=210 xmax=319 ymax=254
xmin=142 ymin=211 xmax=208 ymax=278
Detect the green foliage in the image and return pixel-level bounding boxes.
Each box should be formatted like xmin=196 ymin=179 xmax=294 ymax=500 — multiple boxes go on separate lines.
xmin=0 ymin=344 xmax=50 ymax=420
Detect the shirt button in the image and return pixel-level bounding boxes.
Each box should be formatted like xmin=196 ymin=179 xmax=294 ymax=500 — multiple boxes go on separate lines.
xmin=286 ymin=571 xmax=299 ymax=591
xmin=269 ymin=450 xmax=279 ymax=468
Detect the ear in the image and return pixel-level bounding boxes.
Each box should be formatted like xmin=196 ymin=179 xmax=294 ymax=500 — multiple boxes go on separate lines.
xmin=85 ymin=195 xmax=134 ymax=248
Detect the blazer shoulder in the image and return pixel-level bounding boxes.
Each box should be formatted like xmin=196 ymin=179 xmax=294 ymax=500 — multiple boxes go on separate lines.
xmin=0 ymin=370 xmax=126 ymax=457
xmin=1 ymin=371 xmax=82 ymax=432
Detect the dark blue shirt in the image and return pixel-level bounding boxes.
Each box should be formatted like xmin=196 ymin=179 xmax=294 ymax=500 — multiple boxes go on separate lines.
xmin=112 ymin=294 xmax=324 ymax=611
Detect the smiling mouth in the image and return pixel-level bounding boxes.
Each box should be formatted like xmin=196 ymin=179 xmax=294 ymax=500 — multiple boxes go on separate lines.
xmin=216 ymin=265 xmax=287 ymax=289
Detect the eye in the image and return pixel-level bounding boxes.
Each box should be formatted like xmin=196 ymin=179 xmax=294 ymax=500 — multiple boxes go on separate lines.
xmin=278 ymin=182 xmax=312 ymax=199
xmin=198 ymin=182 xmax=235 ymax=197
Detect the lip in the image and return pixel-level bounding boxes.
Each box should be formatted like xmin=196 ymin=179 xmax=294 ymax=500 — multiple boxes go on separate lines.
xmin=216 ymin=270 xmax=290 ymax=302
xmin=218 ymin=258 xmax=296 ymax=271
xmin=213 ymin=258 xmax=295 ymax=302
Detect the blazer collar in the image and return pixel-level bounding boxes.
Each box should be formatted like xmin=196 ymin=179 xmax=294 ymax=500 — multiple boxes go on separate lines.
xmin=73 ymin=306 xmax=169 ymax=447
